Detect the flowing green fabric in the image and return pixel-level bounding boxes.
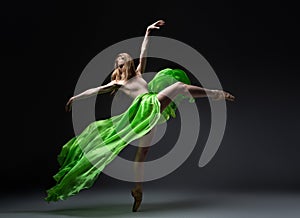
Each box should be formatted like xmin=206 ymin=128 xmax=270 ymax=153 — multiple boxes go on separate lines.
xmin=45 ymin=68 xmax=193 ymax=202
xmin=148 ymin=68 xmax=194 ymax=122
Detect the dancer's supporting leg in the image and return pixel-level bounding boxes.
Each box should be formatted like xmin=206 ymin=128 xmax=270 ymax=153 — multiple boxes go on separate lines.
xmin=131 ymin=126 xmax=156 ymax=212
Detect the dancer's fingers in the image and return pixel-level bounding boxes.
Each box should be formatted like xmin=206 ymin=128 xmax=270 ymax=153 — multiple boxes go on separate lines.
xmin=65 ymin=103 xmax=72 ymax=112
xmin=157 ymin=20 xmax=165 ymax=25
xmin=226 ymin=93 xmax=235 ymax=101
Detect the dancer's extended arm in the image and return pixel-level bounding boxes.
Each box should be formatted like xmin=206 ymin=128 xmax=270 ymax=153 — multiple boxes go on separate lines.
xmin=65 ymin=81 xmax=120 ymax=112
xmin=136 ymin=20 xmax=165 ymax=75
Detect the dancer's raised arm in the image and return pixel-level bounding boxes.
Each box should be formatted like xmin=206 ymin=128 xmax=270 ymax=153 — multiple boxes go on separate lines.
xmin=65 ymin=80 xmax=120 ymax=112
xmin=136 ymin=20 xmax=165 ymax=75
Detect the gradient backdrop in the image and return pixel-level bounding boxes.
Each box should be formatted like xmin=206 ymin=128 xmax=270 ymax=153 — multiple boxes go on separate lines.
xmin=2 ymin=0 xmax=299 ymax=198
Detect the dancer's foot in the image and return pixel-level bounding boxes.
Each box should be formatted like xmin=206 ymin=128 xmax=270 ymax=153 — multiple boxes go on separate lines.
xmin=212 ymin=90 xmax=235 ymax=101
xmin=131 ymin=187 xmax=143 ymax=212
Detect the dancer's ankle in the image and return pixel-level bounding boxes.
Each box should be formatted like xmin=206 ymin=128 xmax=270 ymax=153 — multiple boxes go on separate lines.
xmin=133 ymin=185 xmax=142 ymax=192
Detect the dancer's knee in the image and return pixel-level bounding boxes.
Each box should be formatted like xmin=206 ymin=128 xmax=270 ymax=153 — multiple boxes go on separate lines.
xmin=157 ymin=82 xmax=189 ymax=112
xmin=174 ymin=82 xmax=188 ymax=94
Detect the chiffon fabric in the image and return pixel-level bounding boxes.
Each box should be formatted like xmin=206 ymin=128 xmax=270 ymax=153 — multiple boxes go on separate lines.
xmin=45 ymin=68 xmax=193 ymax=202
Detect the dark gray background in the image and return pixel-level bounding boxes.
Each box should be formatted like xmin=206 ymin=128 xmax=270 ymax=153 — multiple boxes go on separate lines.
xmin=2 ymin=0 xmax=299 ymax=197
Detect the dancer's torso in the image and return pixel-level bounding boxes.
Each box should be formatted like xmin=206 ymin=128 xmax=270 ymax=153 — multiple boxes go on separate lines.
xmin=116 ymin=74 xmax=149 ymax=99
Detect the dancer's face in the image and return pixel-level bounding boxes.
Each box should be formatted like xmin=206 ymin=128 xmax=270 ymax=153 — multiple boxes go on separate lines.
xmin=116 ymin=56 xmax=125 ymax=69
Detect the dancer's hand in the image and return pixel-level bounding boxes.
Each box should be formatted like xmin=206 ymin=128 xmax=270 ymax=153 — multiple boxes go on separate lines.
xmin=212 ymin=90 xmax=235 ymax=102
xmin=65 ymin=97 xmax=74 ymax=112
xmin=147 ymin=20 xmax=165 ymax=32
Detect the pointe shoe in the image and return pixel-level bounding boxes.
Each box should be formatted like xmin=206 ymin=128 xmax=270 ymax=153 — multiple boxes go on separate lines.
xmin=131 ymin=188 xmax=143 ymax=212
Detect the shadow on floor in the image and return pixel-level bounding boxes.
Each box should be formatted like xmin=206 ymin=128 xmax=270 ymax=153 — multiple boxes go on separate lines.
xmin=11 ymin=197 xmax=218 ymax=217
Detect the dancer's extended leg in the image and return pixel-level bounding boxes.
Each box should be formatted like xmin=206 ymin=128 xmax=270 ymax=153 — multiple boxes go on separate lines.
xmin=157 ymin=82 xmax=235 ymax=112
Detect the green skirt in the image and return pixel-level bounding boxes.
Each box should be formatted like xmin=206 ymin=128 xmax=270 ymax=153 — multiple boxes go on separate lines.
xmin=45 ymin=68 xmax=193 ymax=202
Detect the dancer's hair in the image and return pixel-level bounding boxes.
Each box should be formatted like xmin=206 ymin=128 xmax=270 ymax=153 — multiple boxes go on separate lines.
xmin=111 ymin=53 xmax=136 ymax=81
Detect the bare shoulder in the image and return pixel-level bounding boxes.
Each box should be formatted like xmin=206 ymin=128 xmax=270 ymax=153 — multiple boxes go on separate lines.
xmin=113 ymin=80 xmax=125 ymax=86
xmin=100 ymin=80 xmax=123 ymax=89
xmin=115 ymin=75 xmax=142 ymax=85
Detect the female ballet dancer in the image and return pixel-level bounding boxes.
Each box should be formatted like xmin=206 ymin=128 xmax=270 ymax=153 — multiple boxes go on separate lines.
xmin=45 ymin=19 xmax=235 ymax=212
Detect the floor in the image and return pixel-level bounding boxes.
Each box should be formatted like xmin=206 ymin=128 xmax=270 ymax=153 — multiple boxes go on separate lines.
xmin=1 ymin=188 xmax=300 ymax=218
